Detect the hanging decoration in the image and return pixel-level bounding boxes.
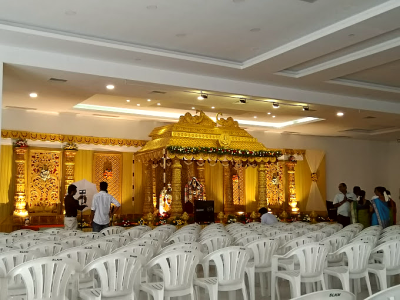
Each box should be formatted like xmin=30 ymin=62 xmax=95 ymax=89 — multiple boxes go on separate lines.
xmin=167 ymin=146 xmax=282 ymax=158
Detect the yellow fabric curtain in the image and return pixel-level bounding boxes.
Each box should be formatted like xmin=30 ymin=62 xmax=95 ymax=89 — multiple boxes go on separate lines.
xmin=74 ymin=150 xmax=94 ymax=182
xmin=205 ymin=162 xmax=224 ymax=213
xmin=133 ymin=160 xmax=144 ymax=214
xmin=295 ymin=159 xmax=311 ymax=212
xmin=245 ymin=166 xmax=258 ymax=212
xmin=0 ymin=145 xmax=14 ymax=226
xmin=121 ymin=152 xmax=134 ymax=215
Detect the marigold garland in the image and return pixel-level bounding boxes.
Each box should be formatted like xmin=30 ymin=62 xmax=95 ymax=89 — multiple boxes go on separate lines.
xmin=167 ymin=146 xmax=282 ymax=158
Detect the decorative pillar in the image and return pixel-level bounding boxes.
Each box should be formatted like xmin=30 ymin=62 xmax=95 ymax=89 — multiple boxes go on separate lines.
xmin=286 ymin=159 xmax=298 ymax=212
xmin=170 ymin=158 xmax=183 ymax=216
xmin=63 ymin=150 xmax=77 ymax=195
xmin=223 ymin=162 xmax=234 ymax=213
xmin=257 ymin=162 xmax=267 ymax=209
xmin=196 ymin=160 xmax=206 ymax=200
xmin=13 ymin=146 xmax=29 ymax=217
xmin=143 ymin=161 xmax=153 ymax=214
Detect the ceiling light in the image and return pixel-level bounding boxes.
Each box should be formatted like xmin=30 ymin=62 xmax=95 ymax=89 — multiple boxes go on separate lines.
xmin=106 ymin=84 xmax=114 ymax=90
xmin=157 ymin=103 xmax=161 ymax=106
xmin=137 ymin=104 xmax=140 ymax=107
xmin=211 ymin=107 xmax=215 ymax=109
xmin=337 ymin=112 xmax=344 ymax=117
xmin=272 ymin=102 xmax=280 ymax=108
xmin=303 ymin=106 xmax=310 ymax=111
xmin=192 ymin=107 xmax=195 ymax=109
xmin=126 ymin=100 xmax=130 ymax=103
xmin=29 ymin=93 xmax=38 ymax=98
xmin=267 ymin=112 xmax=271 ymax=115
xmin=254 ymin=116 xmax=257 ymax=119
xmin=197 ymin=91 xmax=208 ymax=100
xmin=147 ymin=99 xmax=151 ymax=102
xmin=272 ymin=116 xmax=276 ymax=118
xmin=239 ymin=98 xmax=247 ymax=104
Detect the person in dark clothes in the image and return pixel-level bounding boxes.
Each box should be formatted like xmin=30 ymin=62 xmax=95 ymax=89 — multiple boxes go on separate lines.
xmin=64 ymin=184 xmax=87 ymax=230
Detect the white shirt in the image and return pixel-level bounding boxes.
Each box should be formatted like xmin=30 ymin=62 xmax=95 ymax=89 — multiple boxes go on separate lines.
xmin=333 ymin=192 xmax=357 ymax=217
xmin=261 ymin=213 xmax=278 ymax=225
xmin=91 ymin=191 xmax=121 ymax=225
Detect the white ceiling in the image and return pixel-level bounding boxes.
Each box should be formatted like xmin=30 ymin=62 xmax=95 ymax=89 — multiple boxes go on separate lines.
xmin=0 ymin=0 xmax=400 ymax=141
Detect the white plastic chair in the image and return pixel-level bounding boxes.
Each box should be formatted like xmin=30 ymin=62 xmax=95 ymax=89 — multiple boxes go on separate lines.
xmin=370 ymin=240 xmax=400 ymax=288
xmin=378 ymin=234 xmax=400 ymax=245
xmin=60 ymin=230 xmax=83 ymax=237
xmin=7 ymin=256 xmax=81 ymax=300
xmin=99 ymin=226 xmax=125 ymax=236
xmin=0 ymin=244 xmax=19 ymax=253
xmin=23 ymin=232 xmax=46 ymax=239
xmin=79 ymin=232 xmax=103 ymax=240
xmin=165 ymin=233 xmax=198 ymax=244
xmin=0 ymin=236 xmax=18 ymax=245
xmin=141 ymin=230 xmax=170 ymax=242
xmin=122 ymin=227 xmax=144 ymax=239
xmin=146 ymin=250 xmax=201 ymax=300
xmin=364 ymin=284 xmax=400 ymax=300
xmin=42 ymin=233 xmax=64 ymax=241
xmin=320 ymin=227 xmax=337 ymax=237
xmin=200 ymin=236 xmax=231 ymax=255
xmin=27 ymin=241 xmax=64 ymax=256
xmin=320 ymin=235 xmax=348 ymax=266
xmin=280 ymin=236 xmax=316 ymax=256
xmin=10 ymin=229 xmax=34 ymax=238
xmin=13 ymin=238 xmax=47 ymax=249
xmin=60 ymin=236 xmax=86 ymax=249
xmin=261 ymin=229 xmax=283 ymax=238
xmin=351 ymin=235 xmax=378 ymax=247
xmin=135 ymin=225 xmax=152 ymax=232
xmin=246 ymin=238 xmax=279 ymax=297
xmin=303 ymin=231 xmax=327 ymax=242
xmin=271 ymin=243 xmax=329 ymax=300
xmin=113 ymin=243 xmax=155 ymax=262
xmin=99 ymin=234 xmax=132 ymax=247
xmin=199 ymin=246 xmax=252 ymax=300
xmin=159 ymin=242 xmax=203 ymax=254
xmin=292 ymin=289 xmax=356 ymax=300
xmin=43 ymin=228 xmax=66 ymax=234
xmin=236 ymin=234 xmax=264 ymax=246
xmin=84 ymin=240 xmax=118 ymax=255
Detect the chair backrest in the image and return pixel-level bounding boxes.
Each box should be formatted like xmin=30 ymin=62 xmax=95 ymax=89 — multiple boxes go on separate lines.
xmin=0 ymin=250 xmax=43 ymax=287
xmin=131 ymin=238 xmax=162 ymax=252
xmin=319 ymin=235 xmax=348 ymax=263
xmin=280 ymin=236 xmax=316 ymax=255
xmin=351 ymin=235 xmax=378 ymax=247
xmin=159 ymin=242 xmax=203 ymax=254
xmin=0 ymin=236 xmax=18 ymax=245
xmin=292 ymin=289 xmax=355 ymax=300
xmin=0 ymin=244 xmax=19 ymax=253
xmin=60 ymin=236 xmax=86 ymax=249
xmin=261 ymin=229 xmax=283 ymax=237
xmin=23 ymin=232 xmax=46 ymax=239
xmin=200 ymin=236 xmax=232 ymax=254
xmin=42 ymin=233 xmax=63 ymax=242
xmin=364 ymin=284 xmax=400 ymax=300
xmin=246 ymin=238 xmax=279 ymax=267
xmin=304 ymin=231 xmax=327 ymax=242
xmin=83 ymin=240 xmax=118 ymax=254
xmin=100 ymin=226 xmax=125 ymax=236
xmin=166 ymin=233 xmax=198 ymax=244
xmin=13 ymin=238 xmax=47 ymax=249
xmin=236 ymin=233 xmax=264 ymax=246
xmin=7 ymin=256 xmax=81 ymax=300
xmin=83 ymin=253 xmax=143 ymax=297
xmin=288 ymin=243 xmax=329 ymax=277
xmin=78 ymin=232 xmax=102 ymax=241
xmin=205 ymin=246 xmax=251 ymax=285
xmin=320 ymin=227 xmax=337 ymax=237
xmin=292 ymin=228 xmax=310 ymax=237
xmin=379 ymin=234 xmax=400 ymax=245
xmin=338 ymin=242 xmax=372 ymax=274
xmin=135 ymin=225 xmax=152 ymax=232
xmin=122 ymin=227 xmax=144 ymax=239
xmin=333 ymin=230 xmax=354 ymax=242
xmin=147 ymin=250 xmax=201 ymax=291
xmin=99 ymin=234 xmax=132 ymax=247
xmin=43 ymin=228 xmax=65 ymax=234
xmin=27 ymin=241 xmax=64 ymax=256
xmin=274 ymin=232 xmax=298 ymax=247
xmin=141 ymin=230 xmax=170 ymax=241
xmin=60 ymin=230 xmax=83 ymax=237
xmin=200 ymin=230 xmax=228 ymax=239
xmin=231 ymin=230 xmax=256 ymax=241
xmin=113 ymin=243 xmax=155 ymax=262
xmin=10 ymin=229 xmax=34 ymax=237
xmin=372 ymin=240 xmax=400 ymax=271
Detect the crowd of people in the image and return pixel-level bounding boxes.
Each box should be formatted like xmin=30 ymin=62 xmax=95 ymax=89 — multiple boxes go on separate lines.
xmin=333 ymin=183 xmax=397 ymax=229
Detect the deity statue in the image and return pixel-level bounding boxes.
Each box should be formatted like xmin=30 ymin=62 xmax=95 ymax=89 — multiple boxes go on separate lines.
xmin=159 ymin=184 xmax=172 ymax=214
xmin=184 ymin=177 xmax=204 ymax=204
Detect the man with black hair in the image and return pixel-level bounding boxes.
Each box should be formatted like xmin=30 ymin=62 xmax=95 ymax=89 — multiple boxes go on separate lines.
xmin=259 ymin=207 xmax=278 ymax=225
xmin=333 ymin=183 xmax=357 ymax=227
xmin=90 ymin=181 xmax=121 ymax=232
xmin=64 ymin=184 xmax=87 ymax=230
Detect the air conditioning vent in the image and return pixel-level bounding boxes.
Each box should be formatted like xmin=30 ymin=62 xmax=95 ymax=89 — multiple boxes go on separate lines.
xmin=5 ymin=106 xmax=37 ymax=111
xmin=49 ymin=78 xmax=67 ymax=83
xmin=364 ymin=116 xmax=376 ymax=119
xmin=150 ymin=91 xmax=166 ymax=94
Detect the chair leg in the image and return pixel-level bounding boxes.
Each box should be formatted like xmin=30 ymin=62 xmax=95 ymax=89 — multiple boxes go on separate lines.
xmin=242 ymin=283 xmax=249 ymax=300
xmin=228 ymin=290 xmax=236 ymax=300
xmin=305 ymin=283 xmax=312 ymax=294
xmin=365 ymin=275 xmax=372 ymax=296
xmin=271 ymin=274 xmax=276 ymax=300
xmin=259 ymin=273 xmax=266 ymax=297
xmin=289 ymin=277 xmax=301 ymax=298
xmin=245 ymin=267 xmax=255 ymax=300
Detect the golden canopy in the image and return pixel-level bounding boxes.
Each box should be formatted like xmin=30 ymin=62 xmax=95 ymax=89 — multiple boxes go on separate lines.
xmin=135 ymin=111 xmax=282 ymax=163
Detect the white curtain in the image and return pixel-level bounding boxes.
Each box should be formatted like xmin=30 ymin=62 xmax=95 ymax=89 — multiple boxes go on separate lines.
xmin=305 ymin=150 xmax=326 ymax=212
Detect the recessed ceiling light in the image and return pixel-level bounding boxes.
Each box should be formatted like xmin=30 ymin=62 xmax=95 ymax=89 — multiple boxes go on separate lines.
xmin=337 ymin=112 xmax=344 ymax=117
xmin=254 ymin=116 xmax=257 ymax=119
xmin=176 ymin=33 xmax=187 ymax=38
xmin=147 ymin=99 xmax=151 ymax=102
xmin=267 ymin=112 xmax=271 ymax=115
xmin=146 ymin=5 xmax=157 ymax=9
xmin=211 ymin=107 xmax=215 ymax=109
xmin=29 ymin=93 xmax=38 ymax=98
xmin=250 ymin=28 xmax=261 ymax=32
xmin=272 ymin=102 xmax=280 ymax=108
xmin=157 ymin=103 xmax=161 ymax=106
xmin=272 ymin=116 xmax=276 ymax=118
xmin=137 ymin=104 xmax=140 ymax=107
xmin=197 ymin=91 xmax=208 ymax=100
xmin=65 ymin=10 xmax=77 ymax=16
xmin=126 ymin=100 xmax=130 ymax=103
xmin=192 ymin=107 xmax=195 ymax=109
xmin=106 ymin=84 xmax=114 ymax=90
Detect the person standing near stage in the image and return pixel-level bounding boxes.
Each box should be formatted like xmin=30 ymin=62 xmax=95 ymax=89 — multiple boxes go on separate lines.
xmin=90 ymin=181 xmax=121 ymax=232
xmin=64 ymin=184 xmax=87 ymax=230
xmin=333 ymin=183 xmax=357 ymax=227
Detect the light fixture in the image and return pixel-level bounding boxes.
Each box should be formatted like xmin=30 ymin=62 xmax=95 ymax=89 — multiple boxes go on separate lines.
xmin=272 ymin=116 xmax=276 ymax=118
xmin=147 ymin=99 xmax=151 ymax=102
xmin=239 ymin=98 xmax=247 ymax=104
xmin=303 ymin=106 xmax=310 ymax=111
xmin=137 ymin=104 xmax=140 ymax=107
xmin=267 ymin=112 xmax=271 ymax=115
xmin=197 ymin=91 xmax=208 ymax=100
xmin=192 ymin=107 xmax=195 ymax=109
xmin=211 ymin=106 xmax=215 ymax=109
xmin=106 ymin=84 xmax=114 ymax=90
xmin=272 ymin=102 xmax=280 ymax=108
xmin=254 ymin=116 xmax=257 ymax=119
xmin=337 ymin=112 xmax=344 ymax=117
xmin=126 ymin=100 xmax=130 ymax=103
xmin=29 ymin=93 xmax=38 ymax=98
xmin=157 ymin=103 xmax=161 ymax=106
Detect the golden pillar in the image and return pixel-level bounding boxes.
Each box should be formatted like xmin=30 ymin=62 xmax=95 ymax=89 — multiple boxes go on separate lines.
xmin=286 ymin=160 xmax=298 ymax=212
xmin=257 ymin=162 xmax=267 ymax=209
xmin=63 ymin=150 xmax=77 ymax=195
xmin=197 ymin=161 xmax=206 ymax=200
xmin=13 ymin=147 xmax=28 ymax=217
xmin=223 ymin=162 xmax=234 ymax=213
xmin=170 ymin=158 xmax=183 ymax=216
xmin=143 ymin=162 xmax=153 ymax=214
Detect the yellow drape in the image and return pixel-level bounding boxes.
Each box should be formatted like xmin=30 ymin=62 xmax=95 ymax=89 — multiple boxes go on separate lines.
xmin=205 ymin=162 xmax=224 ymax=212
xmin=295 ymin=159 xmax=311 ymax=212
xmin=0 ymin=145 xmax=14 ymax=230
xmin=74 ymin=150 xmax=94 ymax=182
xmin=133 ymin=160 xmax=144 ymax=214
xmin=121 ymin=152 xmax=134 ymax=215
xmin=245 ymin=166 xmax=258 ymax=212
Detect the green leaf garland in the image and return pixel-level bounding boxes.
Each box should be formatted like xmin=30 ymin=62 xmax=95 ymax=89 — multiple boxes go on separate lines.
xmin=167 ymin=146 xmax=282 ymax=158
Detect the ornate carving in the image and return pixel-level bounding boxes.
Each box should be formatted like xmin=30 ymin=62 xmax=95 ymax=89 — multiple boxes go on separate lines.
xmin=170 ymin=158 xmax=183 ymax=216
xmin=93 ymin=153 xmax=122 ymax=203
xmin=218 ymin=133 xmax=232 ymax=148
xmin=178 ymin=111 xmax=216 ymax=127
xmin=216 ymin=113 xmax=239 ymax=128
xmin=142 ymin=162 xmax=153 ymax=214
xmin=286 ymin=161 xmax=298 ymax=212
xmin=257 ymin=162 xmax=267 ymax=209
xmin=196 ymin=162 xmax=206 ymax=200
xmin=223 ymin=163 xmax=234 ymax=213
xmin=1 ymin=130 xmax=146 ymax=148
xmin=64 ymin=150 xmax=77 ymax=197
xmin=266 ymin=162 xmax=279 ymax=206
xmin=311 ymin=172 xmax=318 ymax=182
xmin=13 ymin=147 xmax=28 ymax=217
xmin=28 ymin=149 xmax=62 ymax=214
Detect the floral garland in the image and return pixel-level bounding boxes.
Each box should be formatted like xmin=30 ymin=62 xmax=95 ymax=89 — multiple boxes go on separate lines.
xmin=14 ymin=138 xmax=28 ymax=148
xmin=167 ymin=146 xmax=282 ymax=158
xmin=63 ymin=142 xmax=78 ymax=150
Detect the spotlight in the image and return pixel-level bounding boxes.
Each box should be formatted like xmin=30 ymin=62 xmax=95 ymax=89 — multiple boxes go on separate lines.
xmin=272 ymin=102 xmax=280 ymax=108
xmin=239 ymin=98 xmax=247 ymax=104
xmin=29 ymin=93 xmax=38 ymax=98
xmin=303 ymin=106 xmax=310 ymax=111
xmin=106 ymin=84 xmax=114 ymax=90
xmin=197 ymin=91 xmax=208 ymax=100
xmin=337 ymin=112 xmax=344 ymax=117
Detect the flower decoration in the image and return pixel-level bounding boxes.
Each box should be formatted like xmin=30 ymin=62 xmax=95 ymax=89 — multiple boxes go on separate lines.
xmin=226 ymin=214 xmax=237 ymax=224
xmin=167 ymin=146 xmax=282 ymax=158
xmin=14 ymin=138 xmax=28 ymax=148
xmin=63 ymin=142 xmax=78 ymax=150
xmin=138 ymin=218 xmax=146 ymax=225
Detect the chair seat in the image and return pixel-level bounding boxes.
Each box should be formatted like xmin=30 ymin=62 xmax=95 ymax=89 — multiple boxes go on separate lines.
xmin=324 ymin=266 xmax=348 ymax=275
xmin=194 ymin=277 xmax=218 ymax=287
xmin=79 ymin=288 xmax=101 ymax=300
xmin=275 ymin=270 xmax=300 ymax=280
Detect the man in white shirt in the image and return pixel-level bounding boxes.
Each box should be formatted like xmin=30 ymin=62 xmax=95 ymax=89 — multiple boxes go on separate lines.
xmin=259 ymin=207 xmax=278 ymax=225
xmin=333 ymin=183 xmax=357 ymax=227
xmin=90 ymin=181 xmax=121 ymax=232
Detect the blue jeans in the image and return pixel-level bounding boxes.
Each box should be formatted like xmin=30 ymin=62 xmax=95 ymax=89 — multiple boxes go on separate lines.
xmin=92 ymin=222 xmax=109 ymax=232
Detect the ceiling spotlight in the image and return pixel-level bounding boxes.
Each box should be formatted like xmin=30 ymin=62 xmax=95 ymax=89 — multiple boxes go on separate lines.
xmin=303 ymin=106 xmax=310 ymax=111
xmin=211 ymin=106 xmax=215 ymax=109
xmin=337 ymin=112 xmax=344 ymax=117
xmin=137 ymin=104 xmax=140 ymax=107
xmin=106 ymin=84 xmax=114 ymax=90
xmin=272 ymin=102 xmax=280 ymax=108
xmin=272 ymin=116 xmax=276 ymax=118
xmin=157 ymin=103 xmax=161 ymax=106
xmin=126 ymin=100 xmax=130 ymax=103
xmin=267 ymin=112 xmax=271 ymax=115
xmin=197 ymin=91 xmax=208 ymax=100
xmin=29 ymin=93 xmax=38 ymax=98
xmin=192 ymin=107 xmax=195 ymax=109
xmin=147 ymin=99 xmax=151 ymax=102
xmin=239 ymin=98 xmax=247 ymax=104
xmin=254 ymin=116 xmax=257 ymax=119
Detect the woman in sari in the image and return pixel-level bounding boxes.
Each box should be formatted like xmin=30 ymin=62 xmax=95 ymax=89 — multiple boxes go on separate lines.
xmin=370 ymin=186 xmax=390 ymax=228
xmin=357 ymin=190 xmax=370 ymax=229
